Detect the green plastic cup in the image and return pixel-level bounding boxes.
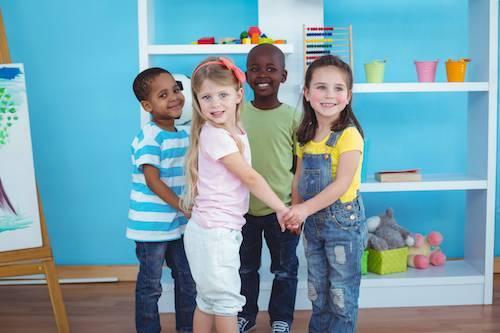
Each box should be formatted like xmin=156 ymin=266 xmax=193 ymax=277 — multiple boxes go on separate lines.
xmin=364 ymin=60 xmax=386 ymax=83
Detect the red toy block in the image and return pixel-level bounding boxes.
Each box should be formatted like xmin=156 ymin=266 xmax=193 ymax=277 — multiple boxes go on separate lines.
xmin=197 ymin=37 xmax=215 ymax=44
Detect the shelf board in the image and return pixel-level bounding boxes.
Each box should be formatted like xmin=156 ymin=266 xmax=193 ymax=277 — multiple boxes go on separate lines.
xmin=147 ymin=44 xmax=294 ymax=55
xmin=359 ymin=260 xmax=486 ymax=307
xmin=361 ymin=174 xmax=487 ymax=192
xmin=353 ymin=82 xmax=489 ymax=93
xmin=160 ymin=261 xmax=486 ymax=311
xmin=361 ymin=260 xmax=484 ymax=287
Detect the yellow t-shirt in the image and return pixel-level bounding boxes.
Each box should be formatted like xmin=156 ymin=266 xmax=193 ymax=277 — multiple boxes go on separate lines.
xmin=296 ymin=127 xmax=363 ymax=202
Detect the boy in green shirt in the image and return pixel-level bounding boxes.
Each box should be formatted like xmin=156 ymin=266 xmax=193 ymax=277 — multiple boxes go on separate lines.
xmin=238 ymin=44 xmax=301 ymax=333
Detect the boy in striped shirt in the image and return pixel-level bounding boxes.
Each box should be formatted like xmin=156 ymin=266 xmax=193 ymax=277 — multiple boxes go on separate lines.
xmin=128 ymin=67 xmax=196 ymax=333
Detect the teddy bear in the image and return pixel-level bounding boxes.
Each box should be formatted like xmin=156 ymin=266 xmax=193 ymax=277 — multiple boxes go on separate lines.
xmin=367 ymin=208 xmax=415 ymax=251
xmin=407 ymin=232 xmax=446 ymax=269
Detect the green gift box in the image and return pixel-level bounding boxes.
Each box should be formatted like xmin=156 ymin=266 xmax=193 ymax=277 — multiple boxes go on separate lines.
xmin=361 ymin=250 xmax=368 ymax=275
xmin=368 ymin=247 xmax=408 ymax=275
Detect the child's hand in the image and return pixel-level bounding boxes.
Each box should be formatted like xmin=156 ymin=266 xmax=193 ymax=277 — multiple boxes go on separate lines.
xmin=284 ymin=203 xmax=310 ymax=226
xmin=282 ymin=204 xmax=307 ymax=236
xmin=181 ymin=208 xmax=192 ymax=220
xmin=276 ymin=207 xmax=290 ymax=232
xmin=286 ymin=222 xmax=303 ymax=235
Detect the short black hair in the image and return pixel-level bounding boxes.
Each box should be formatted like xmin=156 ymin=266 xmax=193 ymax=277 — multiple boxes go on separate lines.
xmin=132 ymin=67 xmax=171 ymax=102
xmin=246 ymin=43 xmax=285 ymax=69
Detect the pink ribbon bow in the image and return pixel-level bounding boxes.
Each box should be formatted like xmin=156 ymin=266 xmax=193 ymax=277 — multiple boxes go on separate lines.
xmin=193 ymin=57 xmax=246 ymax=84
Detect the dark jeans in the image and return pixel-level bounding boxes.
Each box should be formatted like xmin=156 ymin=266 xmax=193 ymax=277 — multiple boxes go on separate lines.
xmin=135 ymin=238 xmax=196 ymax=333
xmin=239 ymin=213 xmax=299 ymax=326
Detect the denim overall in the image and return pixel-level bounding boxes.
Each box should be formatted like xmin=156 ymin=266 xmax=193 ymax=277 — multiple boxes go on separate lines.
xmin=298 ymin=129 xmax=367 ymax=333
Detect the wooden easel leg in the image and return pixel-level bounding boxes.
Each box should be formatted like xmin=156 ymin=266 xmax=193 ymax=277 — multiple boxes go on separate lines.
xmin=43 ymin=260 xmax=70 ymax=333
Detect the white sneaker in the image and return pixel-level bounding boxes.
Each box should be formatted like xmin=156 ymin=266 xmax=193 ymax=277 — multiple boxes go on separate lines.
xmin=272 ymin=320 xmax=290 ymax=333
xmin=237 ymin=317 xmax=256 ymax=333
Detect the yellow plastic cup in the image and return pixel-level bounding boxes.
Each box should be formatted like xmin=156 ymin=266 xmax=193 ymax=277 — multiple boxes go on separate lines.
xmin=364 ymin=60 xmax=386 ymax=83
xmin=445 ymin=58 xmax=471 ymax=82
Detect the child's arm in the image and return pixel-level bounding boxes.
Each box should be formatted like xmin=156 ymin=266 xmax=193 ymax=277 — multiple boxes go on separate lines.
xmin=286 ymin=158 xmax=304 ymax=233
xmin=220 ymin=152 xmax=289 ymax=230
xmin=143 ymin=164 xmax=190 ymax=218
xmin=285 ymin=150 xmax=361 ymax=225
xmin=291 ymin=158 xmax=303 ymax=206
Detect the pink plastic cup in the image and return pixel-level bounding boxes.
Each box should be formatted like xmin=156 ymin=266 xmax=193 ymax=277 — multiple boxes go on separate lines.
xmin=415 ymin=60 xmax=439 ymax=82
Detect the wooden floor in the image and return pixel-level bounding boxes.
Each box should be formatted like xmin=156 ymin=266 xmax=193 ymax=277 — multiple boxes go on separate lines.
xmin=1 ymin=276 xmax=500 ymax=333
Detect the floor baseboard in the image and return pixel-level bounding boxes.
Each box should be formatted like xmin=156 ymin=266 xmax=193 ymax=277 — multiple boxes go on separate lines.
xmin=15 ymin=260 xmax=496 ymax=312
xmin=48 ymin=258 xmax=500 ymax=283
xmin=56 ymin=265 xmax=138 ymax=281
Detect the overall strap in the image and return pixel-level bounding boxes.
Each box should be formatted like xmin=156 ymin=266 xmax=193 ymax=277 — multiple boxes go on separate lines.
xmin=325 ymin=126 xmax=352 ymax=148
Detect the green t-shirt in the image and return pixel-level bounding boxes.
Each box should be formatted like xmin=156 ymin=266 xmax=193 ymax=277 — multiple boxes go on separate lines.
xmin=241 ymin=102 xmax=301 ymax=216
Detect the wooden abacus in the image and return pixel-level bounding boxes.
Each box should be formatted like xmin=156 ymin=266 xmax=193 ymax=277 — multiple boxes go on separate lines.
xmin=303 ymin=25 xmax=354 ymax=73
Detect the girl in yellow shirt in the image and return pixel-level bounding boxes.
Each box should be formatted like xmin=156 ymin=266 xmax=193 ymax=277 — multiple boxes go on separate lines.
xmin=284 ymin=55 xmax=367 ymax=333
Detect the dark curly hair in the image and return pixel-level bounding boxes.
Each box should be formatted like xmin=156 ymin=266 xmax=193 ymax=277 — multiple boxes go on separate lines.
xmin=132 ymin=67 xmax=171 ymax=102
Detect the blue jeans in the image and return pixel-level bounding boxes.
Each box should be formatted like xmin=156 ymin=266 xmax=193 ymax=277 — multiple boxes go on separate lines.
xmin=135 ymin=238 xmax=196 ymax=333
xmin=303 ymin=200 xmax=366 ymax=333
xmin=239 ymin=213 xmax=299 ymax=326
xmin=297 ymin=129 xmax=367 ymax=332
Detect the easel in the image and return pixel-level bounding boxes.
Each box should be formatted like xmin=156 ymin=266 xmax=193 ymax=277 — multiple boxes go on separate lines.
xmin=0 ymin=10 xmax=70 ymax=333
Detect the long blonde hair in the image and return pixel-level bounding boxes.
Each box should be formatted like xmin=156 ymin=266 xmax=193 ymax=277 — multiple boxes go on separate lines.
xmin=181 ymin=57 xmax=245 ymax=211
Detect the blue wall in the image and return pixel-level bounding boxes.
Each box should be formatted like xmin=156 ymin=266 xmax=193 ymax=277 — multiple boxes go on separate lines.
xmin=0 ymin=0 xmax=497 ymax=264
xmin=327 ymin=1 xmax=469 ymax=259
xmin=0 ymin=0 xmax=139 ymax=264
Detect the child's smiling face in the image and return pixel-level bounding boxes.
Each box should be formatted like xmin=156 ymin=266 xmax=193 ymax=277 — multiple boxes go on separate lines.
xmin=142 ymin=73 xmax=184 ymax=122
xmin=304 ymin=65 xmax=352 ymax=122
xmin=246 ymin=46 xmax=287 ymax=103
xmin=196 ymin=79 xmax=243 ymax=128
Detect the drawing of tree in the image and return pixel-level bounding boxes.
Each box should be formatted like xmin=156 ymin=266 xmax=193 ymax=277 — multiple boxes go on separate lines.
xmin=0 ymin=66 xmax=33 ymax=233
xmin=0 ymin=67 xmax=31 ymax=233
xmin=0 ymin=87 xmax=17 ymax=147
xmin=0 ymin=86 xmax=18 ymax=216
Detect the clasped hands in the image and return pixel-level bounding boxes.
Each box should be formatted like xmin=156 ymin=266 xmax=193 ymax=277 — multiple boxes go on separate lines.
xmin=277 ymin=203 xmax=310 ymax=234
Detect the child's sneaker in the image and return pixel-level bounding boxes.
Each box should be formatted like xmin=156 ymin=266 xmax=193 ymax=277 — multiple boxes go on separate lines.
xmin=237 ymin=317 xmax=256 ymax=333
xmin=271 ymin=320 xmax=290 ymax=333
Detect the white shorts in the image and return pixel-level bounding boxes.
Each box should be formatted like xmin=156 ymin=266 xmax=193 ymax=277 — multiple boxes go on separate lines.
xmin=184 ymin=220 xmax=245 ymax=316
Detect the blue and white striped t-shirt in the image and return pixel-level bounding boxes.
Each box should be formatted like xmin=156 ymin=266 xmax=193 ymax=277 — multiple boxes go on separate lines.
xmin=127 ymin=122 xmax=189 ymax=242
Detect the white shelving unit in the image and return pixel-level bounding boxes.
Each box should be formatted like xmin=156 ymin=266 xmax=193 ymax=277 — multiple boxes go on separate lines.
xmin=353 ymin=82 xmax=489 ymax=93
xmin=356 ymin=0 xmax=498 ymax=308
xmin=137 ymin=0 xmax=315 ymax=125
xmin=361 ymin=175 xmax=488 ymax=193
xmin=138 ymin=0 xmax=498 ymax=311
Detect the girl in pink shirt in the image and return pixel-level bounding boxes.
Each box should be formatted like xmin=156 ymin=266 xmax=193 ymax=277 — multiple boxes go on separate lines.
xmin=182 ymin=57 xmax=292 ymax=333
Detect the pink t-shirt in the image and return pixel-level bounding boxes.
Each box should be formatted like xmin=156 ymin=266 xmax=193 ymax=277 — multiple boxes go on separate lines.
xmin=191 ymin=123 xmax=252 ymax=230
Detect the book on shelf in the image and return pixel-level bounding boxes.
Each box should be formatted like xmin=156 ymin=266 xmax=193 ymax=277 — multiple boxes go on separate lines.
xmin=375 ymin=169 xmax=421 ymax=182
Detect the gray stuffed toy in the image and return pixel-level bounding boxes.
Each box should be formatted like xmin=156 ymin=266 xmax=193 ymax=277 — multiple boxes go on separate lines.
xmin=367 ymin=208 xmax=415 ymax=251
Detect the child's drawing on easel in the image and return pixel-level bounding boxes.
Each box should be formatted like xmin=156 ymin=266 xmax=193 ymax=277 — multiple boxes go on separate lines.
xmin=0 ymin=64 xmax=42 ymax=252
